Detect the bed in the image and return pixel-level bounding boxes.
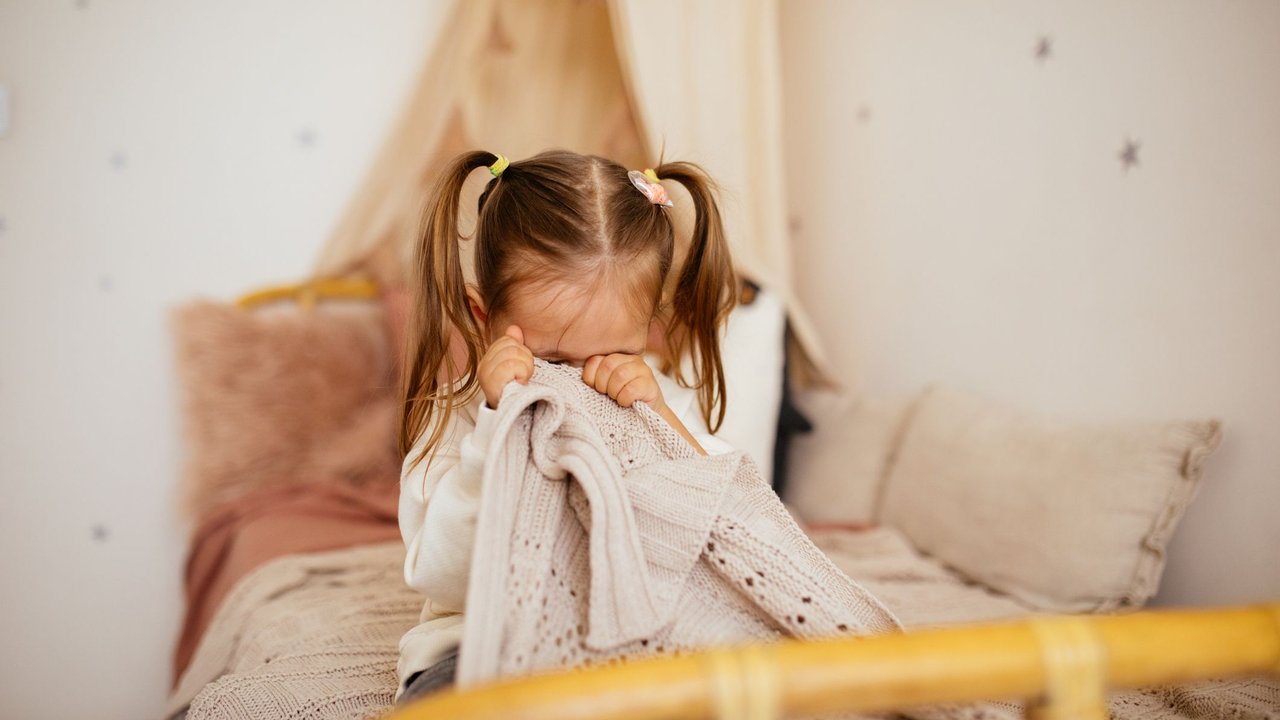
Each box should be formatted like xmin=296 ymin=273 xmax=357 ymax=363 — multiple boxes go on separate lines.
xmin=162 ymin=276 xmax=1280 ymax=720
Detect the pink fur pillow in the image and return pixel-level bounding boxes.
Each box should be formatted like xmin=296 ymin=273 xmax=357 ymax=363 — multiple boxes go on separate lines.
xmin=169 ymin=299 xmax=401 ymax=521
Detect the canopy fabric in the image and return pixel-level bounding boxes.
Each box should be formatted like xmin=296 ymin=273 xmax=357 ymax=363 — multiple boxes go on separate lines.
xmin=608 ymin=0 xmax=830 ymax=379
xmin=310 ymin=0 xmax=829 ymax=378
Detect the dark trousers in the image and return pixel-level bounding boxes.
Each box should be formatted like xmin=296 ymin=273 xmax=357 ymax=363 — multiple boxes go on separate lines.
xmin=396 ymin=645 xmax=459 ymax=706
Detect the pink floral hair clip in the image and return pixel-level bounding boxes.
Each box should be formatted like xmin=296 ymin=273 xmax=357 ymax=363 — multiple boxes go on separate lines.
xmin=628 ymin=168 xmax=673 ymax=207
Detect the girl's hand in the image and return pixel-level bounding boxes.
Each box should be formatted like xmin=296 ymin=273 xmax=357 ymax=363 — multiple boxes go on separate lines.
xmin=581 ymin=354 xmax=667 ymax=414
xmin=478 ymin=325 xmax=533 ymax=409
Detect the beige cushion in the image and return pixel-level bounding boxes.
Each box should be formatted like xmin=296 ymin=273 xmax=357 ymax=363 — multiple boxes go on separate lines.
xmin=878 ymin=385 xmax=1223 ymax=613
xmin=807 ymin=525 xmax=1039 ymax=629
xmin=784 ymin=391 xmax=913 ymax=525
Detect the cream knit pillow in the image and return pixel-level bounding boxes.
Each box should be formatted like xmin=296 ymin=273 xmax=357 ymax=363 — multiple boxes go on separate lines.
xmin=878 ymin=385 xmax=1222 ymax=613
xmin=784 ymin=391 xmax=914 ymax=526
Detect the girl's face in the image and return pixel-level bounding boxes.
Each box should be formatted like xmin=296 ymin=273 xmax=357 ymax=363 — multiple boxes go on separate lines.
xmin=469 ymin=277 xmax=653 ymax=368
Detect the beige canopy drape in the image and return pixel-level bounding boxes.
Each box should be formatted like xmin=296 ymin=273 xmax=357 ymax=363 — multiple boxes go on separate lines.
xmin=311 ymin=0 xmax=828 ymax=378
xmin=608 ymin=0 xmax=828 ymax=375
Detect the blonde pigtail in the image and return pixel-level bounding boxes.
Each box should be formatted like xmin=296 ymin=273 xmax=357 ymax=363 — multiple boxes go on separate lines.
xmin=399 ymin=151 xmax=504 ymax=470
xmin=652 ymin=161 xmax=738 ymax=433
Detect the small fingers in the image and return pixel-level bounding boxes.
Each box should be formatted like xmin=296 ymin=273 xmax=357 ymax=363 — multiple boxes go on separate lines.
xmin=582 ymin=354 xmax=658 ymax=407
xmin=581 ymin=355 xmax=604 ymax=389
xmin=592 ymin=354 xmax=631 ymax=395
xmin=488 ymin=334 xmax=527 ymax=356
xmin=479 ymin=342 xmax=533 ymax=406
xmin=500 ymin=340 xmax=533 ymax=361
xmin=498 ymin=357 xmax=533 ymax=384
xmin=613 ymin=375 xmax=649 ymax=408
xmin=605 ymin=360 xmax=643 ymax=400
xmin=481 ymin=343 xmax=530 ymax=374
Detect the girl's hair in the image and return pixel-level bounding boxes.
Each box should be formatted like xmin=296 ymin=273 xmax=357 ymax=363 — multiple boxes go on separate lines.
xmin=398 ymin=149 xmax=737 ymax=471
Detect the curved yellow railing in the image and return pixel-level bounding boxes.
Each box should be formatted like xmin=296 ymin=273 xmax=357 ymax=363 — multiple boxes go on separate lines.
xmin=235 ymin=276 xmax=380 ymax=310
xmin=384 ymin=603 xmax=1280 ymax=720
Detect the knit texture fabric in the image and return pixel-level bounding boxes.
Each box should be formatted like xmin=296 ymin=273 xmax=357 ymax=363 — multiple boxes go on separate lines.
xmin=166 ymin=536 xmax=1280 ymax=719
xmin=165 ymin=361 xmax=1280 ymax=719
xmin=456 ymin=360 xmax=904 ymax=687
xmin=165 ymin=541 xmax=416 ymax=720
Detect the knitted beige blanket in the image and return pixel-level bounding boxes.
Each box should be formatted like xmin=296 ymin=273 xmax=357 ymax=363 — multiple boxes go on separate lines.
xmin=166 ymin=362 xmax=1279 ymax=718
xmin=166 ymin=536 xmax=1280 ymax=719
xmin=456 ymin=360 xmax=904 ymax=687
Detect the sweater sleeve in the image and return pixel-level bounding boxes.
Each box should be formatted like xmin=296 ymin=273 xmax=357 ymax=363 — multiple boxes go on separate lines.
xmin=399 ymin=403 xmax=499 ymax=614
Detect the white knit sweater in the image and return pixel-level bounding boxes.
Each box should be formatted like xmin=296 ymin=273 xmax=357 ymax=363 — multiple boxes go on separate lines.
xmin=456 ymin=360 xmax=902 ymax=687
xmin=396 ymin=357 xmax=733 ymax=698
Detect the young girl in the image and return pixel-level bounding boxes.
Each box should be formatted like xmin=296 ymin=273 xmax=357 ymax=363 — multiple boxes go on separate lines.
xmin=393 ymin=149 xmax=738 ymax=704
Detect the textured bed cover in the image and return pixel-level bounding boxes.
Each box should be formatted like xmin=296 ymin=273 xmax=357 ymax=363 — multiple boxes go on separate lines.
xmin=166 ymin=526 xmax=1280 ymax=720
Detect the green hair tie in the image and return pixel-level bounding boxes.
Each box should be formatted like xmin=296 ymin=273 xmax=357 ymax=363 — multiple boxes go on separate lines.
xmin=488 ymin=153 xmax=510 ymax=178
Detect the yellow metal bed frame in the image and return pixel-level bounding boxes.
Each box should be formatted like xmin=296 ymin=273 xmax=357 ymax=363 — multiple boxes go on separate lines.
xmin=385 ymin=604 xmax=1279 ymax=720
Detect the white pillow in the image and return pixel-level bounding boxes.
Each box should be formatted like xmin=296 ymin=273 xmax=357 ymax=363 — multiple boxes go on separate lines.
xmin=878 ymin=385 xmax=1223 ymax=613
xmin=713 ymin=285 xmax=786 ymax=486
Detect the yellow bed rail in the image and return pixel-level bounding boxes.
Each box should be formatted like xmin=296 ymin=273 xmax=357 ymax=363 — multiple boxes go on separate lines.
xmin=385 ymin=603 xmax=1280 ymax=720
xmin=235 ymin=276 xmax=380 ymax=310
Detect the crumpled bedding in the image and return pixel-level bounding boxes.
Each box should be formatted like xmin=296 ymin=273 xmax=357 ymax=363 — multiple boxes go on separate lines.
xmin=165 ymin=525 xmax=1280 ymax=720
xmin=165 ymin=541 xmax=413 ymax=720
xmin=171 ymin=478 xmax=400 ymax=687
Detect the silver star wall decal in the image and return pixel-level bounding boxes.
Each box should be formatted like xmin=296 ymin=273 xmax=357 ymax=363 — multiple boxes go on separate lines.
xmin=856 ymin=105 xmax=872 ymax=124
xmin=1118 ymin=138 xmax=1141 ymax=172
xmin=75 ymin=0 xmax=89 ymax=9
xmin=296 ymin=127 xmax=316 ymax=148
xmin=99 ymin=275 xmax=113 ymax=292
xmin=1035 ymin=36 xmax=1053 ymax=63
xmin=109 ymin=150 xmax=127 ymax=170
xmin=91 ymin=524 xmax=110 ymax=542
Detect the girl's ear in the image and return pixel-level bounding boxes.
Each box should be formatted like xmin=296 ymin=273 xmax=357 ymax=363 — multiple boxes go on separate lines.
xmin=465 ymin=286 xmax=489 ymax=337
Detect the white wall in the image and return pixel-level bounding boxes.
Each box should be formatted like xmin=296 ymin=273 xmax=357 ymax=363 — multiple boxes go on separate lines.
xmin=780 ymin=2 xmax=1280 ymax=606
xmin=0 ymin=2 xmax=448 ymax=718
xmin=3 ymin=2 xmax=1277 ymax=717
